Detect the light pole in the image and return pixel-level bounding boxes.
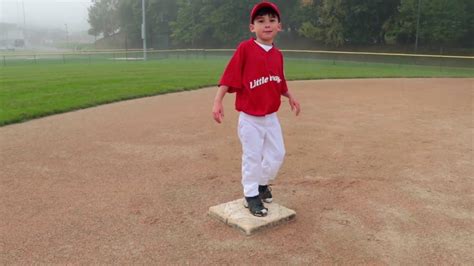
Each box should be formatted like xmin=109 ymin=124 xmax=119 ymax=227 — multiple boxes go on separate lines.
xmin=142 ymin=0 xmax=147 ymax=60
xmin=414 ymin=0 xmax=421 ymax=53
xmin=22 ymin=1 xmax=26 ymax=48
xmin=65 ymin=23 xmax=69 ymax=48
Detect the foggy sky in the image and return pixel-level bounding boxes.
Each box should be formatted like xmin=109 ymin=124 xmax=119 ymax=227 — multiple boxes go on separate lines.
xmin=0 ymin=0 xmax=92 ymax=32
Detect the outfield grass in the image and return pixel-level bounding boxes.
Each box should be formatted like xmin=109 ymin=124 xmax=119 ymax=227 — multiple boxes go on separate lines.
xmin=1 ymin=57 xmax=473 ymax=126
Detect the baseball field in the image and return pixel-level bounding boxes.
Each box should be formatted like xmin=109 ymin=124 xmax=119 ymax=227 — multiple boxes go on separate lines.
xmin=1 ymin=57 xmax=472 ymax=126
xmin=0 ymin=57 xmax=473 ymax=263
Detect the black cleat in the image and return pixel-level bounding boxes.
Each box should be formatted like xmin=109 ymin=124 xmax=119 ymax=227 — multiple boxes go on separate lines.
xmin=259 ymin=185 xmax=273 ymax=203
xmin=243 ymin=196 xmax=268 ymax=217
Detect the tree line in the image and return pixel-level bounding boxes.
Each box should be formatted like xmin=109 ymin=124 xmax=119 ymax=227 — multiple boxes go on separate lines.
xmin=88 ymin=0 xmax=473 ymax=51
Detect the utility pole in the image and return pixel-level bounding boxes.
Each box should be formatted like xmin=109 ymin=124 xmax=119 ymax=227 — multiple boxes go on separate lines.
xmin=142 ymin=0 xmax=147 ymax=60
xmin=22 ymin=1 xmax=26 ymax=48
xmin=65 ymin=23 xmax=69 ymax=48
xmin=414 ymin=0 xmax=422 ymax=53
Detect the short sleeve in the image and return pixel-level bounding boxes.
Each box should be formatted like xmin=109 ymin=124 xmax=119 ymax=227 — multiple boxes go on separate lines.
xmin=280 ymin=52 xmax=288 ymax=94
xmin=219 ymin=43 xmax=245 ymax=93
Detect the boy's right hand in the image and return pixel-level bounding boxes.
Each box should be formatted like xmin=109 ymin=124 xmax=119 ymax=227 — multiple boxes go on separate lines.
xmin=212 ymin=101 xmax=225 ymax=123
xmin=213 ymin=85 xmax=229 ymax=123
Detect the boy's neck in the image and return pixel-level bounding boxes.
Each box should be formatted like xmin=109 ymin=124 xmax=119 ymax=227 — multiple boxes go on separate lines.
xmin=255 ymin=38 xmax=273 ymax=46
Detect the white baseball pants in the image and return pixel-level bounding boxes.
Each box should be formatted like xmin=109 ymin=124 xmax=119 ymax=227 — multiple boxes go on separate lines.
xmin=238 ymin=112 xmax=285 ymax=197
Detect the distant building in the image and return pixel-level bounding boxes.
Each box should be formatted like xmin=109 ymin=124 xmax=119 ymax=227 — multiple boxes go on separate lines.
xmin=0 ymin=23 xmax=25 ymax=50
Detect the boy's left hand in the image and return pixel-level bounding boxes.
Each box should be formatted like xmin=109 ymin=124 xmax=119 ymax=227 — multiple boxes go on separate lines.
xmin=289 ymin=96 xmax=301 ymax=116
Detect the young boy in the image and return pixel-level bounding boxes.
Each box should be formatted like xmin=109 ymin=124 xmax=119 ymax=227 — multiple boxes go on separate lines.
xmin=212 ymin=1 xmax=300 ymax=217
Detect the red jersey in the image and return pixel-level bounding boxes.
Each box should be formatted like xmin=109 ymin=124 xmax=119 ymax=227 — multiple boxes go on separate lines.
xmin=219 ymin=38 xmax=288 ymax=116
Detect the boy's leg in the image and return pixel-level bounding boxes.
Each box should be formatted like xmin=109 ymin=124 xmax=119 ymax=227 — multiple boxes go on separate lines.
xmin=238 ymin=113 xmax=265 ymax=198
xmin=261 ymin=114 xmax=285 ymax=186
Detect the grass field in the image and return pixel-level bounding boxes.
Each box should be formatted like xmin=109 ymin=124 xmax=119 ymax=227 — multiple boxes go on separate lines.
xmin=1 ymin=57 xmax=473 ymax=126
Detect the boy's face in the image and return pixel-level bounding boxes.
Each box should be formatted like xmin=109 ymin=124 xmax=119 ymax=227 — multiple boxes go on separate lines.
xmin=250 ymin=14 xmax=282 ymax=45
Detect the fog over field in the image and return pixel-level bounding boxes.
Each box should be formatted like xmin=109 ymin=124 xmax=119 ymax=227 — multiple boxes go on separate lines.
xmin=1 ymin=0 xmax=92 ymax=32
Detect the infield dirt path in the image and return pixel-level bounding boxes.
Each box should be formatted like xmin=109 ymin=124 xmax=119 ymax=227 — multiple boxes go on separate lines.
xmin=1 ymin=79 xmax=473 ymax=264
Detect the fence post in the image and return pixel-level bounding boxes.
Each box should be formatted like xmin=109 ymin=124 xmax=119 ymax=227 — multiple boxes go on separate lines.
xmin=439 ymin=48 xmax=443 ymax=72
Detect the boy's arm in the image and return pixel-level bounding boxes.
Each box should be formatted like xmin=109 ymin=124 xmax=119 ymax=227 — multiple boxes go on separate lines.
xmin=282 ymin=90 xmax=301 ymax=116
xmin=212 ymin=85 xmax=229 ymax=123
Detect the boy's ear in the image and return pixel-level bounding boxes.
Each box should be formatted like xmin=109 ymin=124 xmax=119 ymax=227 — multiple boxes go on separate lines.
xmin=249 ymin=24 xmax=256 ymax=33
xmin=277 ymin=23 xmax=282 ymax=32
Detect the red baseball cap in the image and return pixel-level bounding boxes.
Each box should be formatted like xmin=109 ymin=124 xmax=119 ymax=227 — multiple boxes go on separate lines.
xmin=250 ymin=1 xmax=281 ymax=23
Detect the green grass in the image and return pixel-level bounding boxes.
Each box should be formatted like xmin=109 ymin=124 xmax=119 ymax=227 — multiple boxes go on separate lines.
xmin=286 ymin=59 xmax=473 ymax=79
xmin=1 ymin=57 xmax=473 ymax=126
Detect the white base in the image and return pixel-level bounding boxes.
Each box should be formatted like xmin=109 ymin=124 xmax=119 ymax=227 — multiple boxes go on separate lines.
xmin=208 ymin=198 xmax=296 ymax=236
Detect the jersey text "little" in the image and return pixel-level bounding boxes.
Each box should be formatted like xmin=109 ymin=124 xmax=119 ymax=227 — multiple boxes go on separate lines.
xmin=250 ymin=75 xmax=282 ymax=89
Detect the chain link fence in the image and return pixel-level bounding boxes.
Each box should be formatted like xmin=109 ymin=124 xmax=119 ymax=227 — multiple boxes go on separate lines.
xmin=1 ymin=49 xmax=473 ymax=69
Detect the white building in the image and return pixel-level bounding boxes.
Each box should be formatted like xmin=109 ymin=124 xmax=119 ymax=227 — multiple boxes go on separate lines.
xmin=0 ymin=24 xmax=26 ymax=50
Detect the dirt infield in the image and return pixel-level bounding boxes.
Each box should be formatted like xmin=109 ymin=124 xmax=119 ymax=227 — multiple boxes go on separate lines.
xmin=1 ymin=78 xmax=473 ymax=264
